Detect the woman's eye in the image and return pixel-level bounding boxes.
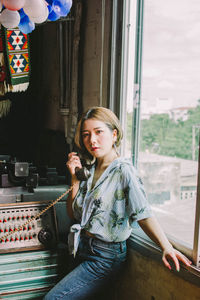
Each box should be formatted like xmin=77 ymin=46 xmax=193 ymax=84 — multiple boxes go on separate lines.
xmin=96 ymin=130 xmax=103 ymax=134
xmin=82 ymin=133 xmax=89 ymax=138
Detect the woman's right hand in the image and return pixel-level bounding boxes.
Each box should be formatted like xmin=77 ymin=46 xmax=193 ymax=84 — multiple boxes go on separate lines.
xmin=66 ymin=152 xmax=82 ymax=181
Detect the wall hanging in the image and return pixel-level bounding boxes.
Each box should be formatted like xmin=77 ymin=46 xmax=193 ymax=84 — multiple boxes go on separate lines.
xmin=0 ymin=0 xmax=73 ymax=117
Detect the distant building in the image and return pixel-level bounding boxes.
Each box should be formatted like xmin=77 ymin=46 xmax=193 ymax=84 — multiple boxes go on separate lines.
xmin=141 ymin=97 xmax=173 ymax=119
xmin=138 ymin=152 xmax=198 ymax=204
xmin=169 ymin=106 xmax=194 ymax=122
xmin=141 ymin=103 xmax=195 ymax=122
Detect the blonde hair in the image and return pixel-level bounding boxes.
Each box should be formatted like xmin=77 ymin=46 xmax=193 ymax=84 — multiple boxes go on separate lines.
xmin=74 ymin=106 xmax=123 ymax=161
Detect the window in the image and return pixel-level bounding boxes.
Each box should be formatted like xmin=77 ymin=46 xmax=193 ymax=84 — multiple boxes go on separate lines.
xmin=120 ymin=0 xmax=200 ymax=267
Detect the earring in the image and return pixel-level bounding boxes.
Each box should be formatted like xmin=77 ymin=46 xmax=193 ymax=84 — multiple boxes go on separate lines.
xmin=113 ymin=143 xmax=120 ymax=156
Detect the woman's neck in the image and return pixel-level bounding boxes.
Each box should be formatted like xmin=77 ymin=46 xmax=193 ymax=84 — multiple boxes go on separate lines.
xmin=91 ymin=152 xmax=119 ymax=189
xmin=96 ymin=151 xmax=119 ymax=170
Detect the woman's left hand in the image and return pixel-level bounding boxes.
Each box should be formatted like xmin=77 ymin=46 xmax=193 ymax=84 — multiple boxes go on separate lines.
xmin=138 ymin=217 xmax=193 ymax=272
xmin=162 ymin=247 xmax=192 ymax=271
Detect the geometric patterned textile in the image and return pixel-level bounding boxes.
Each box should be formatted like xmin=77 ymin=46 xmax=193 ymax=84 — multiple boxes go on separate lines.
xmin=0 ymin=26 xmax=11 ymax=118
xmin=0 ymin=28 xmax=7 ymax=92
xmin=3 ymin=28 xmax=30 ymax=91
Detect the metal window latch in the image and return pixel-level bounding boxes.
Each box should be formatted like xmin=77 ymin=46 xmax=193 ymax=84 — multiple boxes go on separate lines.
xmin=133 ymin=83 xmax=140 ymax=108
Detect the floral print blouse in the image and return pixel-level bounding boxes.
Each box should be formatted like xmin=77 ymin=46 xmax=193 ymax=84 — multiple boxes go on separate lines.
xmin=68 ymin=157 xmax=153 ymax=256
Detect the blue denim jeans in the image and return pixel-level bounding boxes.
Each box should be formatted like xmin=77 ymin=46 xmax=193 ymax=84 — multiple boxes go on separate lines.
xmin=44 ymin=235 xmax=127 ymax=300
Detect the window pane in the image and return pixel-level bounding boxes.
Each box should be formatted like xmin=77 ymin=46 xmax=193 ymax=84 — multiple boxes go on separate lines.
xmin=138 ymin=0 xmax=200 ymax=248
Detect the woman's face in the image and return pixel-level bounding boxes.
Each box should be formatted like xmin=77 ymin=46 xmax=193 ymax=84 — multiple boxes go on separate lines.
xmin=81 ymin=118 xmax=117 ymax=160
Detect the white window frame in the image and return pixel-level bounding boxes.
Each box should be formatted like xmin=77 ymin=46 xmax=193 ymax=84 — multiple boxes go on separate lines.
xmin=117 ymin=0 xmax=200 ymax=269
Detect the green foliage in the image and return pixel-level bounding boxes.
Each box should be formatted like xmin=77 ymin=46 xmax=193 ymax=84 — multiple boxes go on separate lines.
xmin=127 ymin=102 xmax=200 ymax=160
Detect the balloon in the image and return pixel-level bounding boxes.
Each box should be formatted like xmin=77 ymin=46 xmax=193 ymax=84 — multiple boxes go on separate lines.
xmin=46 ymin=0 xmax=53 ymax=4
xmin=18 ymin=15 xmax=35 ymax=34
xmin=47 ymin=4 xmax=53 ymax=14
xmin=23 ymin=0 xmax=47 ymax=18
xmin=2 ymin=0 xmax=26 ymax=11
xmin=52 ymin=0 xmax=72 ymax=17
xmin=48 ymin=7 xmax=60 ymax=21
xmin=0 ymin=9 xmax=20 ymax=28
xmin=29 ymin=5 xmax=48 ymax=23
xmin=19 ymin=8 xmax=26 ymax=18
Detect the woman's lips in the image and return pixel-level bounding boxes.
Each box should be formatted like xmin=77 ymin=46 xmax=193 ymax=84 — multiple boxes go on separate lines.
xmin=91 ymin=147 xmax=99 ymax=151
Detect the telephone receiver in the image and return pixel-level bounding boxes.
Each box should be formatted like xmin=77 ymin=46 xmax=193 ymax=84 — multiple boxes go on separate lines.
xmin=75 ymin=166 xmax=91 ymax=181
xmin=70 ymin=145 xmax=92 ymax=181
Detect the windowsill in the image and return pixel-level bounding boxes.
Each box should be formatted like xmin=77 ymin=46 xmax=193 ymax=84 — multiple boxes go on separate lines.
xmin=129 ymin=229 xmax=200 ymax=287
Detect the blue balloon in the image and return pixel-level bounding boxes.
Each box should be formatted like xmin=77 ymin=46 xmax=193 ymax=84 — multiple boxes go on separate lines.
xmin=48 ymin=8 xmax=60 ymax=21
xmin=19 ymin=8 xmax=26 ymax=19
xmin=18 ymin=15 xmax=35 ymax=34
xmin=52 ymin=0 xmax=72 ymax=17
xmin=47 ymin=4 xmax=53 ymax=14
xmin=46 ymin=0 xmax=53 ymax=5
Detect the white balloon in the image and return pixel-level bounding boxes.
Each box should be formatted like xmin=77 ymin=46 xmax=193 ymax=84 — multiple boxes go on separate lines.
xmin=23 ymin=0 xmax=47 ymax=18
xmin=2 ymin=0 xmax=26 ymax=11
xmin=29 ymin=5 xmax=48 ymax=24
xmin=0 ymin=9 xmax=20 ymax=29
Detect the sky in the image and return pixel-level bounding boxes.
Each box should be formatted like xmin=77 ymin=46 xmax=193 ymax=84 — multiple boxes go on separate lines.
xmin=127 ymin=0 xmax=200 ymax=113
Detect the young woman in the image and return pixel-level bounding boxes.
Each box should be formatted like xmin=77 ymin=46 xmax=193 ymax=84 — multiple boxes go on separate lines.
xmin=44 ymin=106 xmax=191 ymax=300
